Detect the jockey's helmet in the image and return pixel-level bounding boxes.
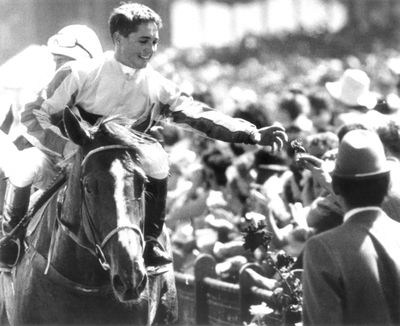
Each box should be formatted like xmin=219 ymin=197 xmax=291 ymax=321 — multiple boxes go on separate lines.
xmin=47 ymin=24 xmax=103 ymax=60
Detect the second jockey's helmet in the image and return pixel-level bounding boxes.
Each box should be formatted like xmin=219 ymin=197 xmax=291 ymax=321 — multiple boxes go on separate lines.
xmin=47 ymin=24 xmax=103 ymax=60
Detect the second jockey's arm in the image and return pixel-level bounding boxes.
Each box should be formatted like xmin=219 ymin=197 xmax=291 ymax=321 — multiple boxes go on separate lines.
xmin=21 ymin=65 xmax=78 ymax=158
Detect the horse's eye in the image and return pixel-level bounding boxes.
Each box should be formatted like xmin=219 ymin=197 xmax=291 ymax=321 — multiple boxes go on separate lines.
xmin=83 ymin=178 xmax=97 ymax=194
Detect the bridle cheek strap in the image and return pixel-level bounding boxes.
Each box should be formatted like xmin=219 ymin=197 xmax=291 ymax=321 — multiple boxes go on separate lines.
xmin=54 ymin=145 xmax=145 ymax=272
xmin=96 ymin=225 xmax=145 ymax=271
xmin=54 ymin=194 xmax=145 ymax=272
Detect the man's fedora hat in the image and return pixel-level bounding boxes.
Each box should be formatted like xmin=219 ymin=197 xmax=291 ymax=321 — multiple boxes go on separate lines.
xmin=333 ymin=129 xmax=390 ymax=179
xmin=325 ymin=69 xmax=378 ymax=109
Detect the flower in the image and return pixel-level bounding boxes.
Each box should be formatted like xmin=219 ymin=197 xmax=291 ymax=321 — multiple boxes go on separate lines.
xmin=249 ymin=302 xmax=274 ymax=318
xmin=242 ymin=219 xmax=272 ymax=252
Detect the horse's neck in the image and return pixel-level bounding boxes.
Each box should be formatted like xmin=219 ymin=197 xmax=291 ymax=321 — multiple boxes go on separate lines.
xmin=58 ymin=152 xmax=108 ymax=284
xmin=62 ymin=153 xmax=84 ymax=230
xmin=31 ymin=153 xmax=109 ymax=286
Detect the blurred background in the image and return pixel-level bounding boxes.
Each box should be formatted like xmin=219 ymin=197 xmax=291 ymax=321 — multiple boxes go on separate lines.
xmin=1 ymin=0 xmax=400 ymax=60
xmin=2 ymin=0 xmax=400 ymax=124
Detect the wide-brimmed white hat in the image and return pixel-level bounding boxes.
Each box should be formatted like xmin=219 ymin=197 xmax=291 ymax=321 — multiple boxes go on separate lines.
xmin=325 ymin=69 xmax=378 ymax=109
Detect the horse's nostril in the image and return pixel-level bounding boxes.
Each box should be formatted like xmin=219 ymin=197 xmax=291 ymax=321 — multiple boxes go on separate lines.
xmin=112 ymin=274 xmax=125 ymax=294
xmin=112 ymin=270 xmax=147 ymax=301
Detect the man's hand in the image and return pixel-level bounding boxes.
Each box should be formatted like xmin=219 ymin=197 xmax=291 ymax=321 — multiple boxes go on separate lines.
xmin=296 ymin=153 xmax=334 ymax=194
xmin=251 ymin=125 xmax=288 ymax=151
xmin=295 ymin=153 xmax=323 ymax=169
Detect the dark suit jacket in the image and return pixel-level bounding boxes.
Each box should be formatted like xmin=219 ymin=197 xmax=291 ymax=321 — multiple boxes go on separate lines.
xmin=302 ymin=209 xmax=400 ymax=325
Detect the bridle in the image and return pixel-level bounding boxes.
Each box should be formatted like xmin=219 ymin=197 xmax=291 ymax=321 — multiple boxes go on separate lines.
xmin=56 ymin=145 xmax=145 ymax=271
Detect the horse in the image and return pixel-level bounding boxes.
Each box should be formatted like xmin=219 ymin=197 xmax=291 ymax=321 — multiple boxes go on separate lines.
xmin=0 ymin=107 xmax=177 ymax=325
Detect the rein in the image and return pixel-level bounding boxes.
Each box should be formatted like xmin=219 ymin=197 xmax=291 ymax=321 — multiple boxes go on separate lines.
xmin=54 ymin=145 xmax=145 ymax=272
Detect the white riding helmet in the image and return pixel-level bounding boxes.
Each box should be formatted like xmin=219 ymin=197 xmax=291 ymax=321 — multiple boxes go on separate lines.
xmin=47 ymin=24 xmax=103 ymax=60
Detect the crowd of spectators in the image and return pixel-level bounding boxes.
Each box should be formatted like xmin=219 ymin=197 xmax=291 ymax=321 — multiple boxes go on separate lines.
xmin=148 ymin=47 xmax=400 ymax=319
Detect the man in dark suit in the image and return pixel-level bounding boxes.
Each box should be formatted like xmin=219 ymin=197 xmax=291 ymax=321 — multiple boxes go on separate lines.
xmin=302 ymin=129 xmax=400 ymax=325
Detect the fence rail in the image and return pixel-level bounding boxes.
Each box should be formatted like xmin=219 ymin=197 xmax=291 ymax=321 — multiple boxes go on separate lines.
xmin=174 ymin=253 xmax=275 ymax=325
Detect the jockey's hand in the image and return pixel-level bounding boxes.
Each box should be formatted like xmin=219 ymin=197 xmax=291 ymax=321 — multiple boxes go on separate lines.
xmin=251 ymin=124 xmax=288 ymax=151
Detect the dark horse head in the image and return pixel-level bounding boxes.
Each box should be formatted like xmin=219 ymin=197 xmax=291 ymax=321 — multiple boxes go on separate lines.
xmin=62 ymin=107 xmax=152 ymax=302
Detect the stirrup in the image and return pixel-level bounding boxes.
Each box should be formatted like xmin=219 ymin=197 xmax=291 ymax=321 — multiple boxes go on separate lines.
xmin=0 ymin=265 xmax=12 ymax=273
xmin=0 ymin=237 xmax=21 ymax=273
xmin=144 ymin=237 xmax=172 ymax=261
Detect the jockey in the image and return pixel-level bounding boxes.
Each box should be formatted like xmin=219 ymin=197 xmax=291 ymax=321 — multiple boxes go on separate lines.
xmin=9 ymin=24 xmax=103 ymax=144
xmin=0 ymin=3 xmax=288 ymax=272
xmin=0 ymin=24 xmax=103 ymax=271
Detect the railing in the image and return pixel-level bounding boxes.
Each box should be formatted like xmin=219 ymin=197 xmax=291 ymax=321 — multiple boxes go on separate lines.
xmin=174 ymin=253 xmax=275 ymax=325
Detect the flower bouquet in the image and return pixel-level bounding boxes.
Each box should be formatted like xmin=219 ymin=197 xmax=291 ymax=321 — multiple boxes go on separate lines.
xmin=242 ymin=219 xmax=303 ymax=326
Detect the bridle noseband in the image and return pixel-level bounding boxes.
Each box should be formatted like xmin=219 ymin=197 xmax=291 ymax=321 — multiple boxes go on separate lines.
xmin=57 ymin=145 xmax=145 ymax=271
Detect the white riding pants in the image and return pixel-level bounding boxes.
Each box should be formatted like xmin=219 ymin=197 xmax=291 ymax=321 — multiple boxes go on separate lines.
xmin=2 ymin=140 xmax=169 ymax=189
xmin=6 ymin=147 xmax=59 ymax=189
xmin=0 ymin=131 xmax=56 ymax=189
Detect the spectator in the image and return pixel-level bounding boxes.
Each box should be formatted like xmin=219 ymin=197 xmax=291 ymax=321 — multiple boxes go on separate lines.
xmin=307 ymin=87 xmax=335 ymax=132
xmin=252 ymin=148 xmax=288 ymax=185
xmin=302 ymin=129 xmax=400 ymax=325
xmin=278 ymin=89 xmax=314 ymax=133
xmin=375 ymin=119 xmax=400 ymax=222
xmin=301 ymin=123 xmax=371 ymax=236
xmin=325 ymin=68 xmax=379 ymax=129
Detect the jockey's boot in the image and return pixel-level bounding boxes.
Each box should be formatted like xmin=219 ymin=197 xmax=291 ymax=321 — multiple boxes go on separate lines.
xmin=143 ymin=176 xmax=172 ymax=271
xmin=0 ymin=181 xmax=30 ymax=270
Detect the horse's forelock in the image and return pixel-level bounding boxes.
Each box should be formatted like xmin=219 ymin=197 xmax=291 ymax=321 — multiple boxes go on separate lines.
xmin=77 ymin=116 xmax=159 ymax=185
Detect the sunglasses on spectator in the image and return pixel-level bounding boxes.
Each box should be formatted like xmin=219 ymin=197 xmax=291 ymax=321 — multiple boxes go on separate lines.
xmin=48 ymin=33 xmax=93 ymax=58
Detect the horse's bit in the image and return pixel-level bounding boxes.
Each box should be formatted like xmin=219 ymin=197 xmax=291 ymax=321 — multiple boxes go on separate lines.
xmin=57 ymin=145 xmax=145 ymax=271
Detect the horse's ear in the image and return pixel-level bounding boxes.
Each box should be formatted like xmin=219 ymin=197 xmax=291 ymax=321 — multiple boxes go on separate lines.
xmin=63 ymin=107 xmax=91 ymax=146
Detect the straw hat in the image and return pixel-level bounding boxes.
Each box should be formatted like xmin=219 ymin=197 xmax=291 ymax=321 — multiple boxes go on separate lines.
xmin=325 ymin=69 xmax=378 ymax=109
xmin=47 ymin=25 xmax=103 ymax=60
xmin=333 ymin=130 xmax=390 ymax=179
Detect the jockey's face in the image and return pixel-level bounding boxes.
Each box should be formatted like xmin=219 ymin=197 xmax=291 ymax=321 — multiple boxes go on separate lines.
xmin=114 ymin=22 xmax=159 ymax=69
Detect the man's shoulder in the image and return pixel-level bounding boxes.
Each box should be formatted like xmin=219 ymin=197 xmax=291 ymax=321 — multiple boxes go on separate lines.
xmin=374 ymin=210 xmax=400 ymax=234
xmin=308 ymin=225 xmax=340 ymax=242
xmin=313 ymin=210 xmax=400 ymax=245
xmin=305 ymin=221 xmax=350 ymax=252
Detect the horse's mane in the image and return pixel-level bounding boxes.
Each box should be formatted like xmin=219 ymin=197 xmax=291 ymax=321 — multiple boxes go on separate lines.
xmin=92 ymin=115 xmax=157 ymax=148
